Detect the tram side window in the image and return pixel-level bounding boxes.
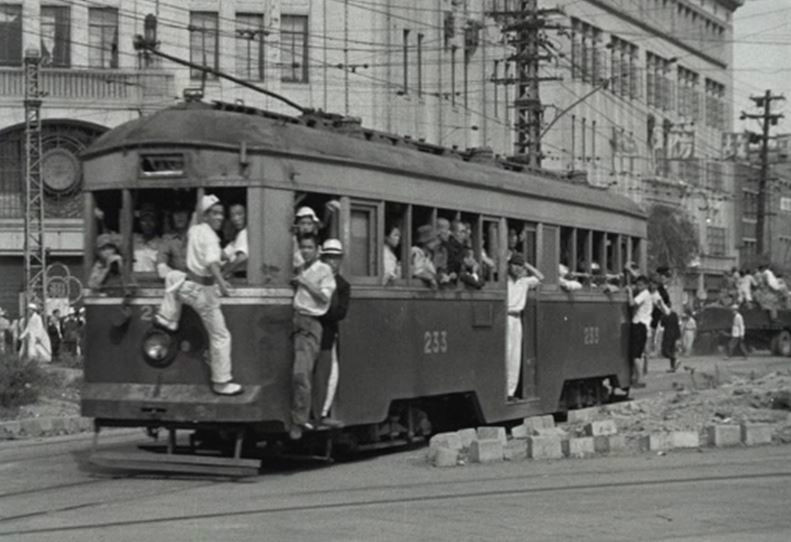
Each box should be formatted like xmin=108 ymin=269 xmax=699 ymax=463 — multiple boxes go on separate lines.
xmin=293 ymin=192 xmax=341 ymax=270
xmin=88 ymin=190 xmax=124 ymax=292
xmin=384 ymin=202 xmax=408 ymax=285
xmin=349 ymin=201 xmax=380 ymax=279
xmin=591 ymin=231 xmax=605 ymax=286
xmin=410 ymin=205 xmax=437 ymax=287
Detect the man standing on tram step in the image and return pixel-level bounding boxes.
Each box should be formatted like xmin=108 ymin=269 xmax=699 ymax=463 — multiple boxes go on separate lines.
xmin=290 ymin=232 xmax=337 ymax=439
xmin=506 ymin=253 xmax=544 ymax=401
xmin=292 ymin=206 xmax=320 ymax=270
xmin=154 ymin=195 xmax=243 ymax=396
xmin=313 ymin=239 xmax=349 ymax=428
xmin=627 ymin=275 xmax=652 ymax=389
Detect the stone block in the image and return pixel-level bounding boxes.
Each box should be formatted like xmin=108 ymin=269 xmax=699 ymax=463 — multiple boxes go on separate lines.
xmin=706 ymin=425 xmax=741 ymax=447
xmin=740 ymin=423 xmax=773 ymax=446
xmin=36 ymin=417 xmax=54 ymax=434
xmin=523 ymin=415 xmax=555 ymax=432
xmin=562 ymin=437 xmax=595 ymax=458
xmin=503 ymin=440 xmax=528 ymax=462
xmin=584 ymin=420 xmax=618 ymax=437
xmin=531 ymin=427 xmax=568 ymax=438
xmin=19 ymin=419 xmax=44 ymax=437
xmin=0 ymin=421 xmax=21 ymax=439
xmin=470 ymin=438 xmax=504 ymax=463
xmin=527 ymin=435 xmax=563 ymax=460
xmin=429 ymin=432 xmax=463 ymax=452
xmin=593 ymin=434 xmax=626 ymax=454
xmin=432 ymin=447 xmax=459 ymax=468
xmin=456 ymin=428 xmax=478 ymax=449
xmin=671 ymin=431 xmax=700 ymax=449
xmin=566 ymin=407 xmax=599 ymax=424
xmin=477 ymin=426 xmax=507 ymax=445
xmin=639 ymin=433 xmax=673 ymax=452
xmin=510 ymin=424 xmax=529 ymax=440
xmin=50 ymin=418 xmax=67 ymax=434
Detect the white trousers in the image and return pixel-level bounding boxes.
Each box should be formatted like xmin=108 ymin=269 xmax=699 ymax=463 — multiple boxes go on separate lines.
xmin=506 ymin=315 xmax=522 ymax=397
xmin=321 ymin=344 xmax=339 ymax=417
xmin=159 ymin=271 xmax=233 ymax=384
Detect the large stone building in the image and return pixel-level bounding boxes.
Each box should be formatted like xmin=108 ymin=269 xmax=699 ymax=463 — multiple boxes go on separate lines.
xmin=0 ymin=0 xmax=743 ymax=311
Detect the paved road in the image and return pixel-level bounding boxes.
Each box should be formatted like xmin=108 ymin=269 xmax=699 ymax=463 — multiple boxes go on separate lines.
xmin=1 ymin=354 xmax=790 ymax=541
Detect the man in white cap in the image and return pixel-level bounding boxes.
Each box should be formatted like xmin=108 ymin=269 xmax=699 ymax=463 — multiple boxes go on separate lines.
xmin=293 ymin=206 xmax=320 ymax=270
xmin=155 ymin=194 xmax=242 ymax=396
xmin=314 ymin=239 xmax=350 ymax=428
xmin=289 ymin=232 xmax=336 ymax=439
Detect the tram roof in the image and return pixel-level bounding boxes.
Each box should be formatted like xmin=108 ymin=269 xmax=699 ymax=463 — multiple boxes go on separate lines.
xmin=83 ymin=102 xmax=644 ymax=219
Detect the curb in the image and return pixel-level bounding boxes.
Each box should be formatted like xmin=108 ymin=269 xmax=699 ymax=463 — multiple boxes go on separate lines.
xmin=0 ymin=416 xmax=93 ymax=440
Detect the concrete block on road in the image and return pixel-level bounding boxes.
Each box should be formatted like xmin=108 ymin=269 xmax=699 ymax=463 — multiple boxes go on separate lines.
xmin=477 ymin=426 xmax=507 ymax=445
xmin=510 ymin=424 xmax=529 ymax=440
xmin=19 ymin=418 xmax=45 ymax=437
xmin=523 ymin=415 xmax=555 ymax=432
xmin=430 ymin=432 xmax=463 ymax=452
xmin=593 ymin=434 xmax=626 ymax=454
xmin=639 ymin=433 xmax=673 ymax=452
xmin=566 ymin=407 xmax=599 ymax=424
xmin=457 ymin=428 xmax=477 ymax=449
xmin=706 ymin=425 xmax=741 ymax=447
xmin=740 ymin=423 xmax=773 ymax=446
xmin=584 ymin=420 xmax=618 ymax=437
xmin=527 ymin=436 xmax=563 ymax=460
xmin=503 ymin=440 xmax=527 ymax=462
xmin=470 ymin=438 xmax=504 ymax=463
xmin=671 ymin=431 xmax=700 ymax=449
xmin=0 ymin=421 xmax=21 ymax=439
xmin=531 ymin=427 xmax=568 ymax=438
xmin=562 ymin=437 xmax=595 ymax=458
xmin=432 ymin=447 xmax=460 ymax=468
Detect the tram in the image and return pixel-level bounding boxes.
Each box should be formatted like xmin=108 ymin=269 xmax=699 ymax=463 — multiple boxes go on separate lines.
xmin=80 ymin=99 xmax=646 ymax=474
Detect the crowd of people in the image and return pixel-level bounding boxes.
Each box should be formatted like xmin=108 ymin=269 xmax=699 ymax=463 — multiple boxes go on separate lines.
xmin=719 ymin=265 xmax=791 ymax=314
xmin=0 ymin=303 xmax=85 ymax=364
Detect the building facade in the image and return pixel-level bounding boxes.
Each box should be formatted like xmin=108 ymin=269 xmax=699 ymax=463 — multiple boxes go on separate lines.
xmin=0 ymin=0 xmax=743 ymax=312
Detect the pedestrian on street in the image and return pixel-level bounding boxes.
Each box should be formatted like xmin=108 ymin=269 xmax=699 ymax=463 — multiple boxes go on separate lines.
xmin=627 ymin=275 xmax=652 ymax=388
xmin=681 ymin=308 xmax=697 ymax=356
xmin=0 ymin=308 xmax=10 ymax=355
xmin=726 ymin=304 xmax=748 ymax=359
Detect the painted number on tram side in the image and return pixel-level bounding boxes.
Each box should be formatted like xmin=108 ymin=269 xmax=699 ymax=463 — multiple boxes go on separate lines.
xmin=139 ymin=305 xmax=156 ymax=321
xmin=583 ymin=326 xmax=600 ymax=346
xmin=423 ymin=330 xmax=448 ymax=354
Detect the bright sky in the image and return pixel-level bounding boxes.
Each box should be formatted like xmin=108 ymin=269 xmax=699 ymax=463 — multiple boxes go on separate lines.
xmin=732 ymin=0 xmax=791 ymax=129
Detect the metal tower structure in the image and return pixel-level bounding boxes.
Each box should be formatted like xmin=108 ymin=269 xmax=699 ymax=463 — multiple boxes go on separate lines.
xmin=490 ymin=1 xmax=563 ymax=168
xmin=23 ymin=48 xmax=47 ymax=316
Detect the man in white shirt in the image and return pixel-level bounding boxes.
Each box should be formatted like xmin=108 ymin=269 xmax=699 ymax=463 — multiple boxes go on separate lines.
xmin=154 ymin=195 xmax=242 ymax=396
xmin=506 ymin=253 xmax=544 ymax=401
xmin=627 ymin=275 xmax=652 ymax=388
xmin=290 ymin=232 xmax=336 ymax=439
xmin=726 ymin=304 xmax=748 ymax=359
xmin=737 ymin=269 xmax=756 ymax=305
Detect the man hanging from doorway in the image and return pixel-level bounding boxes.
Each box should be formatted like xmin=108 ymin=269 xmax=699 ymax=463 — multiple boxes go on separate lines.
xmin=506 ymin=253 xmax=544 ymax=401
xmin=154 ymin=194 xmax=243 ymax=396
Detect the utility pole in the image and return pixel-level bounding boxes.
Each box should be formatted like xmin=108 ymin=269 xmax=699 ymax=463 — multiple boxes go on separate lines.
xmin=489 ymin=1 xmax=563 ymax=168
xmin=23 ymin=48 xmax=47 ymax=319
xmin=741 ymin=90 xmax=785 ymax=257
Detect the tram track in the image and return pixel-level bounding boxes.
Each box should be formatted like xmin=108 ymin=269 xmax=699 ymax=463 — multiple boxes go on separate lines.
xmin=1 ymin=468 xmax=790 ymax=538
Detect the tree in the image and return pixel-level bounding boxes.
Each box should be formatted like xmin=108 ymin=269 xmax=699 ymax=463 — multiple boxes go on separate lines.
xmin=646 ymin=204 xmax=699 ymax=273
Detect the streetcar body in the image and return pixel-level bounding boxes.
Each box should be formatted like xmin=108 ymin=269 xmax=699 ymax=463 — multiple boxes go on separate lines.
xmin=80 ymin=102 xmax=645 ymax=446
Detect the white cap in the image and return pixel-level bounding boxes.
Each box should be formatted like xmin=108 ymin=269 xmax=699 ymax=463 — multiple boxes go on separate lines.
xmin=27 ymin=302 xmax=38 ymax=310
xmin=200 ymin=194 xmax=221 ymax=213
xmin=321 ymin=239 xmax=344 ymax=255
xmin=295 ymin=206 xmax=319 ymax=222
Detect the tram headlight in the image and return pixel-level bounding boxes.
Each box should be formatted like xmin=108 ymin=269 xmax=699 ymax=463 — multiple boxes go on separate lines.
xmin=141 ymin=330 xmax=175 ymax=368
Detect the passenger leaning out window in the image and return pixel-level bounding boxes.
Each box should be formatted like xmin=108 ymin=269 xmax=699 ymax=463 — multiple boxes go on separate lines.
xmin=383 ymin=226 xmax=402 ymax=285
xmin=411 ymin=225 xmax=440 ymax=289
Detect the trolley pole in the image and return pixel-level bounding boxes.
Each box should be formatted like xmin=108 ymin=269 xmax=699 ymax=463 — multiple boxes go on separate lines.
xmin=23 ymin=48 xmax=47 ymax=319
xmin=741 ymin=90 xmax=784 ymax=258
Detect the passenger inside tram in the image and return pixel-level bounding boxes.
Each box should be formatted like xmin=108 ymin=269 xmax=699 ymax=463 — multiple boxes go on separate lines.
xmin=87 ymin=233 xmax=125 ymax=292
xmin=222 ymin=203 xmax=248 ymax=279
xmin=292 ymin=194 xmax=340 ymax=270
xmin=411 ymin=224 xmax=440 ymax=289
xmin=156 ymin=206 xmax=190 ymax=278
xmin=459 ymin=247 xmax=485 ymax=290
xmin=383 ymin=225 xmax=402 ymax=285
xmin=132 ymin=203 xmax=162 ymax=273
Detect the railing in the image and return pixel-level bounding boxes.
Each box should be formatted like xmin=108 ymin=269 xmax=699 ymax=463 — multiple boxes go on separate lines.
xmin=0 ymin=67 xmax=175 ymax=105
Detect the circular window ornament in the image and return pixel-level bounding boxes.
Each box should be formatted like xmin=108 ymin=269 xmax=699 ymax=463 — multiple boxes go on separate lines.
xmin=42 ymin=148 xmax=80 ymax=194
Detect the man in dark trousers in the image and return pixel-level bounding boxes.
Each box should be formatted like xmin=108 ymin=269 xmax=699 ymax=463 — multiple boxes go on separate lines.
xmin=314 ymin=239 xmax=350 ymax=428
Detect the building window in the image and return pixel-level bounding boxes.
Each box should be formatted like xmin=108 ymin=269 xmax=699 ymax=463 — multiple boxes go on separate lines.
xmin=705 ymin=78 xmax=726 ymax=130
xmin=571 ymin=18 xmax=603 ymax=84
xmin=677 ymin=66 xmax=700 ymax=121
xmin=402 ymin=29 xmax=409 ymax=93
xmin=647 ymin=52 xmax=673 ymax=111
xmin=281 ymin=14 xmax=308 ymax=83
xmin=0 ymin=4 xmax=22 ymax=66
xmin=236 ymin=13 xmax=265 ymax=81
xmin=743 ymin=189 xmax=758 ymax=218
xmin=189 ymin=12 xmax=219 ymax=79
xmin=41 ymin=5 xmax=71 ymax=67
xmin=88 ymin=7 xmax=118 ymax=69
xmin=706 ymin=226 xmax=726 ymax=257
xmin=610 ymin=36 xmax=639 ymax=99
xmin=451 ymin=45 xmax=457 ymax=107
xmin=705 ymin=160 xmax=723 ymax=192
xmin=417 ymin=33 xmax=423 ymax=98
